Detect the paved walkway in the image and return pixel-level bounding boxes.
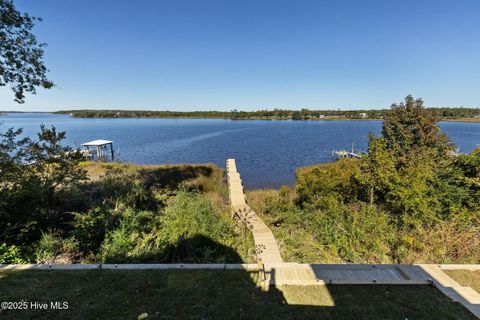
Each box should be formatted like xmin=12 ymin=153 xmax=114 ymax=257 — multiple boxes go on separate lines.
xmin=226 ymin=159 xmax=283 ymax=263
xmin=260 ymin=263 xmax=429 ymax=286
xmin=419 ymin=264 xmax=480 ymax=318
xmin=259 ymin=263 xmax=480 ymax=318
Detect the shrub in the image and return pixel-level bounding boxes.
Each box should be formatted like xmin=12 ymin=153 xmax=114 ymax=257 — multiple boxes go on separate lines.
xmin=0 ymin=243 xmax=25 ymax=264
xmin=100 ymin=208 xmax=158 ymax=263
xmin=34 ymin=233 xmax=62 ymax=263
xmin=295 ymin=159 xmax=360 ymax=210
xmin=394 ymin=212 xmax=480 ymax=263
xmin=72 ymin=206 xmax=121 ymax=253
xmin=34 ymin=233 xmax=80 ymax=263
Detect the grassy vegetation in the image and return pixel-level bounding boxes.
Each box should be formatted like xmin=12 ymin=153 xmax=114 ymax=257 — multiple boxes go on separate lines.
xmin=246 ymin=159 xmax=480 ymax=264
xmin=444 ymin=270 xmax=480 ymax=293
xmin=246 ymin=187 xmax=395 ymax=264
xmin=82 ymin=162 xmax=226 ymax=194
xmin=1 ymin=151 xmax=255 ymax=263
xmin=0 ymin=269 xmax=476 ymax=320
xmin=77 ymin=162 xmax=254 ymax=263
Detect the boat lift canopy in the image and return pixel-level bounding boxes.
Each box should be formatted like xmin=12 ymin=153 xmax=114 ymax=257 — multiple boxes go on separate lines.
xmin=82 ymin=139 xmax=113 ymax=147
xmin=82 ymin=140 xmax=114 ymax=161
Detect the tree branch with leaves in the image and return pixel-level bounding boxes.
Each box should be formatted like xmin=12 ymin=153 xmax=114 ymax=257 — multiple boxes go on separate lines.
xmin=0 ymin=0 xmax=53 ymax=103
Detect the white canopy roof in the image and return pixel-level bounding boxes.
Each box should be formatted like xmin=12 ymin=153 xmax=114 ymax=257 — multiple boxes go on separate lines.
xmin=82 ymin=139 xmax=113 ymax=146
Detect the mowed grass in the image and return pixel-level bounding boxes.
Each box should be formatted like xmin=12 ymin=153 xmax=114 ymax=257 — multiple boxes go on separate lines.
xmin=444 ymin=269 xmax=480 ymax=293
xmin=0 ymin=269 xmax=476 ymax=320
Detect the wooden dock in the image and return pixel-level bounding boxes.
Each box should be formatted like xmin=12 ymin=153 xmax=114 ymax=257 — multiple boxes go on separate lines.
xmin=226 ymin=159 xmax=283 ymax=263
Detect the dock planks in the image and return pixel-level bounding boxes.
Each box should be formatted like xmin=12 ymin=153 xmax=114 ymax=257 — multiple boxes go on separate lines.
xmin=226 ymin=159 xmax=283 ymax=263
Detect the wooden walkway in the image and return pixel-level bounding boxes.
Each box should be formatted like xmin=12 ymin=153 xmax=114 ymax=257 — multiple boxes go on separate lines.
xmin=226 ymin=159 xmax=283 ymax=263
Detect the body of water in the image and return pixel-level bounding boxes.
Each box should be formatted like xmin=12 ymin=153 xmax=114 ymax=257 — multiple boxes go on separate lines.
xmin=1 ymin=113 xmax=479 ymax=189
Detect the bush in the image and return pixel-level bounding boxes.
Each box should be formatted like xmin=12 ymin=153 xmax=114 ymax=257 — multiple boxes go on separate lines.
xmin=0 ymin=243 xmax=25 ymax=264
xmin=100 ymin=208 xmax=159 ymax=263
xmin=394 ymin=212 xmax=480 ymax=263
xmin=34 ymin=233 xmax=80 ymax=263
xmin=72 ymin=206 xmax=121 ymax=253
xmin=295 ymin=159 xmax=360 ymax=210
xmin=34 ymin=233 xmax=62 ymax=263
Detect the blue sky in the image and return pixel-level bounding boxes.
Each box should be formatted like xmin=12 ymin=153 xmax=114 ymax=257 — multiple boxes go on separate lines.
xmin=1 ymin=0 xmax=480 ymax=111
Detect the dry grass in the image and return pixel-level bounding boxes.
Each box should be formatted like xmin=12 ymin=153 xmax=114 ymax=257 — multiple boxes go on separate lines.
xmin=399 ymin=217 xmax=480 ymax=264
xmin=81 ymin=161 xmax=225 ymax=192
xmin=444 ymin=270 xmax=480 ymax=293
xmin=245 ymin=189 xmax=280 ymax=220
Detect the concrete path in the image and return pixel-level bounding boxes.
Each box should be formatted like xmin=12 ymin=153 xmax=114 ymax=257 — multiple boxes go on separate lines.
xmin=258 ymin=263 xmax=480 ymax=317
xmin=226 ymin=159 xmax=283 ymax=263
xmin=260 ymin=263 xmax=429 ymax=286
xmin=419 ymin=264 xmax=480 ymax=318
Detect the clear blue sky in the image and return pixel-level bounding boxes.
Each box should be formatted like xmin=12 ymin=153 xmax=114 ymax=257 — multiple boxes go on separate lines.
xmin=1 ymin=0 xmax=480 ymax=111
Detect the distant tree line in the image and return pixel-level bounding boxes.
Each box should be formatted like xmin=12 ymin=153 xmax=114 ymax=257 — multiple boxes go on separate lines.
xmin=54 ymin=109 xmax=384 ymax=119
xmin=430 ymin=107 xmax=480 ymax=119
xmin=54 ymin=107 xmax=480 ymax=120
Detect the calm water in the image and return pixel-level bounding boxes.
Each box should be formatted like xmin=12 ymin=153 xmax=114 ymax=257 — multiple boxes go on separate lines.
xmin=1 ymin=113 xmax=479 ymax=189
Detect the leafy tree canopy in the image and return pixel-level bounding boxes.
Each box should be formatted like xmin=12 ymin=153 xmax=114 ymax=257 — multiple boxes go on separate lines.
xmin=0 ymin=0 xmax=53 ymax=103
xmin=382 ymin=95 xmax=454 ymax=165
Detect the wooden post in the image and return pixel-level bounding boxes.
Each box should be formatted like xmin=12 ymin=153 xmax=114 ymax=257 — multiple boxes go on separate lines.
xmin=243 ymin=214 xmax=247 ymax=259
xmin=96 ymin=146 xmax=102 ymax=161
xmin=110 ymin=143 xmax=114 ymax=161
xmin=257 ymin=259 xmax=266 ymax=283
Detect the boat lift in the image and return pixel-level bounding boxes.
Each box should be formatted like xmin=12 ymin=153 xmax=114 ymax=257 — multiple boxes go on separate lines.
xmin=332 ymin=143 xmax=361 ymax=159
xmin=81 ymin=139 xmax=114 ymax=161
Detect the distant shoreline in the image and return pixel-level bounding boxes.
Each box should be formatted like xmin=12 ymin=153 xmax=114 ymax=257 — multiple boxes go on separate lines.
xmin=1 ymin=111 xmax=480 ymax=123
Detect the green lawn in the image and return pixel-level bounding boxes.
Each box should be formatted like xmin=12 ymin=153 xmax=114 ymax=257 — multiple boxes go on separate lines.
xmin=0 ymin=269 xmax=476 ymax=320
xmin=444 ymin=269 xmax=480 ymax=293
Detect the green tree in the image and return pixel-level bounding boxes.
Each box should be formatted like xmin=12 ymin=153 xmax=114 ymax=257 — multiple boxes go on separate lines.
xmin=27 ymin=125 xmax=87 ymax=213
xmin=361 ymin=96 xmax=456 ymax=226
xmin=0 ymin=124 xmax=86 ymax=245
xmin=437 ymin=147 xmax=480 ymax=214
xmin=0 ymin=0 xmax=53 ymax=103
xmin=358 ymin=134 xmax=397 ymax=206
xmin=382 ymin=95 xmax=453 ymax=166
